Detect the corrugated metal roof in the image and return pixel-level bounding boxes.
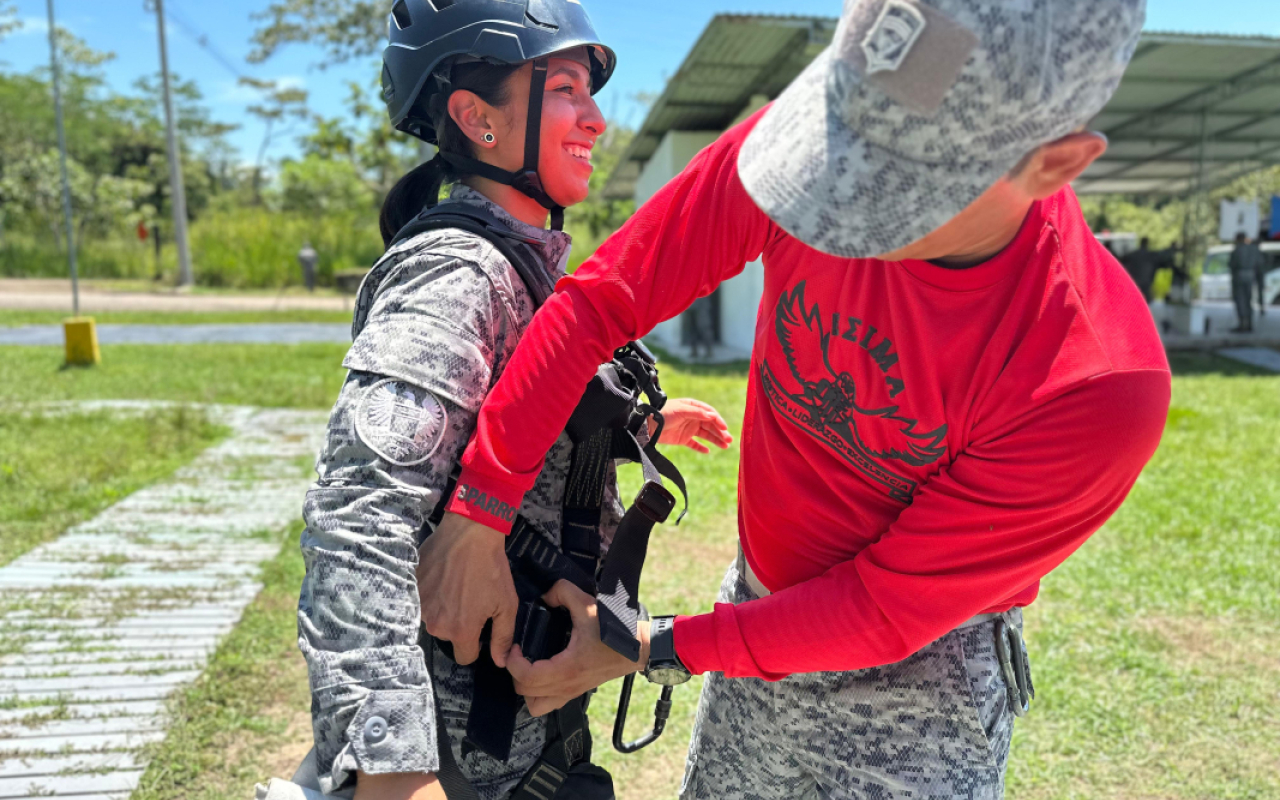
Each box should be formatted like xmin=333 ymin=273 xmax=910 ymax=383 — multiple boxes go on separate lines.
xmin=605 ymin=23 xmax=1280 ymax=199
xmin=1077 ymin=31 xmax=1280 ymax=195
xmin=603 ymin=14 xmax=837 ymax=199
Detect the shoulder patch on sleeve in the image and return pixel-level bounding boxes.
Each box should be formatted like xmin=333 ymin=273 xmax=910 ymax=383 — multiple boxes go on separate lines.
xmin=355 ymin=379 xmax=449 ymax=467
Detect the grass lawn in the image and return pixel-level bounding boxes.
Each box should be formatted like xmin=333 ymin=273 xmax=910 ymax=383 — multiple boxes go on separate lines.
xmin=0 ymin=405 xmax=226 ymax=567
xmin=0 ymin=343 xmax=350 ymax=408
xmin=4 ymin=344 xmax=1277 ymax=799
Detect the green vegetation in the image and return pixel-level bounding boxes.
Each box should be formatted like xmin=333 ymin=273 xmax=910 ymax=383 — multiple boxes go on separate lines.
xmin=6 ymin=342 xmax=1276 ymax=799
xmin=0 ymin=344 xmax=350 ymax=409
xmin=0 ymin=0 xmax=635 ymax=290
xmin=0 ymin=405 xmax=226 ymax=566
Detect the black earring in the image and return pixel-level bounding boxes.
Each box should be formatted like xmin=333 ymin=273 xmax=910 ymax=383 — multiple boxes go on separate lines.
xmin=483 ymin=132 xmax=495 ymax=144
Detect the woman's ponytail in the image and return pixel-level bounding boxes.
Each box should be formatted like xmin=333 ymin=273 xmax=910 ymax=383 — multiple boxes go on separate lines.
xmin=379 ymin=155 xmax=452 ymax=248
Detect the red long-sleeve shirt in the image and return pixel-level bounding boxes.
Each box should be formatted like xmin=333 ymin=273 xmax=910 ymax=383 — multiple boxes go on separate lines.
xmin=447 ymin=111 xmax=1171 ymax=680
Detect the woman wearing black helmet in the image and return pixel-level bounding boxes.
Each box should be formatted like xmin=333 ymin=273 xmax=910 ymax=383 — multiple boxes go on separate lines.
xmin=291 ymin=2 xmax=732 ymax=800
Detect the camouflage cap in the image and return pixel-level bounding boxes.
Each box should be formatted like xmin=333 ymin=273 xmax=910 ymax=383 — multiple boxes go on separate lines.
xmin=738 ymin=0 xmax=1146 ymax=259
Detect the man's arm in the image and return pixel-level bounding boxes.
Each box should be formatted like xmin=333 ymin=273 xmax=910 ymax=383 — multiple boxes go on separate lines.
xmin=445 ymin=115 xmax=777 ymax=529
xmin=674 ymin=369 xmax=1171 ymax=679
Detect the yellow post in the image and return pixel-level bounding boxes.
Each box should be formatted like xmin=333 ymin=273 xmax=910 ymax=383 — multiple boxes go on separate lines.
xmin=64 ymin=317 xmax=101 ymax=366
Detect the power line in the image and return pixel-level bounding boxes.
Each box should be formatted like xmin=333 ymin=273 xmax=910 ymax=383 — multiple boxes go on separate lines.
xmin=161 ymin=0 xmax=247 ymax=82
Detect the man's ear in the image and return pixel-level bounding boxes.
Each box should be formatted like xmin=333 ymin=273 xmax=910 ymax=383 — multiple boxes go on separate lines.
xmin=1013 ymin=132 xmax=1108 ymax=200
xmin=447 ymin=90 xmax=497 ymax=149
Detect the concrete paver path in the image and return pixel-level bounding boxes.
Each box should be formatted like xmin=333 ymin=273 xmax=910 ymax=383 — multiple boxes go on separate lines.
xmin=1217 ymin=346 xmax=1280 ymax=372
xmin=0 ymin=402 xmax=325 ymax=799
xmin=0 ymin=324 xmax=351 ymax=346
xmin=0 ymin=279 xmax=348 ymax=314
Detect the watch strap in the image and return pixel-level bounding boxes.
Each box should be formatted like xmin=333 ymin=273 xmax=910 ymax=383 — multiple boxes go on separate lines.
xmin=647 ymin=615 xmax=685 ymax=672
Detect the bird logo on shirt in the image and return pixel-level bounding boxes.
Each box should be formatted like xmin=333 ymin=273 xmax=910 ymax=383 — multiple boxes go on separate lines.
xmin=760 ymin=281 xmax=948 ymax=503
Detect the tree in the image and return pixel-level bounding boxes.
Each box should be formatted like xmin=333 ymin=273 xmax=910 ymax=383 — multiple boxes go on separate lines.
xmin=278 ymin=154 xmax=373 ymax=213
xmin=0 ymin=3 xmax=21 ymax=44
xmin=239 ymin=76 xmax=310 ymax=200
xmin=248 ymin=0 xmax=383 ymax=65
xmin=0 ymin=27 xmax=237 ymax=257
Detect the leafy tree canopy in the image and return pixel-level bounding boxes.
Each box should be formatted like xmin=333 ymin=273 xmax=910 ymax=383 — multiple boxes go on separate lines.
xmin=249 ymin=0 xmax=383 ymax=65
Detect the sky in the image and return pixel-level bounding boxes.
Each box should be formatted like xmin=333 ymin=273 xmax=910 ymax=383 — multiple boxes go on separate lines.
xmin=3 ymin=0 xmax=1279 ymax=165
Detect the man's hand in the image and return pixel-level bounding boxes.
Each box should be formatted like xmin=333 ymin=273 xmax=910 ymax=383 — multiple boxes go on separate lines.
xmin=416 ymin=512 xmax=518 ymax=667
xmin=507 ymin=580 xmax=651 ymax=717
xmin=354 ymin=771 xmax=446 ymax=800
xmin=650 ymin=398 xmax=733 ymax=454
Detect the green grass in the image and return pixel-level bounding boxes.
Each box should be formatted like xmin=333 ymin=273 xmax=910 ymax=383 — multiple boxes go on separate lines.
xmin=0 ymin=405 xmax=226 ymax=567
xmin=0 ymin=309 xmax=355 ymax=327
xmin=5 ymin=344 xmax=1278 ymax=799
xmin=0 ymin=344 xmax=350 ymax=409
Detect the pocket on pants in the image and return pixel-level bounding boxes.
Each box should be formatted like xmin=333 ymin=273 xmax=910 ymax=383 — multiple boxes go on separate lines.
xmin=956 ymin=625 xmax=1017 ymax=771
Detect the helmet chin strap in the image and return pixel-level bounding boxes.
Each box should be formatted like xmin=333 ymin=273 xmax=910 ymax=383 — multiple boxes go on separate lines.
xmin=439 ymin=57 xmax=566 ymax=231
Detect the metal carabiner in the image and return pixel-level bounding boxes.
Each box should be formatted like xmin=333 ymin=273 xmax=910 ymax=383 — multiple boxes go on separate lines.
xmin=994 ymin=615 xmax=1035 ymax=718
xmin=612 ymin=673 xmax=674 ymax=754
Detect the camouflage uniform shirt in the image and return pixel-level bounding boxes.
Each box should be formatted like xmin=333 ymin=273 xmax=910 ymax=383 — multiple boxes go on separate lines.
xmin=299 ymin=185 xmax=626 ymax=795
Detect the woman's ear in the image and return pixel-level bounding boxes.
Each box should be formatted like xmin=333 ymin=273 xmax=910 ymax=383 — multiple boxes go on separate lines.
xmin=1012 ymin=132 xmax=1108 ymax=200
xmin=447 ymin=90 xmax=498 ymax=149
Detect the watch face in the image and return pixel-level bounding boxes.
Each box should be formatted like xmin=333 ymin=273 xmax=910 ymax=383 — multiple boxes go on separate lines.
xmin=646 ymin=666 xmax=691 ymax=686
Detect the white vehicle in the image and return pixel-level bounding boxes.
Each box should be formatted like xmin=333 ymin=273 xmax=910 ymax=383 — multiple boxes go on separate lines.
xmin=1200 ymin=242 xmax=1280 ymax=304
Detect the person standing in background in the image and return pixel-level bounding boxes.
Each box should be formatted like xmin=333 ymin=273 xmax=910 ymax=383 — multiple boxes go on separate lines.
xmin=1229 ymin=232 xmax=1260 ymax=332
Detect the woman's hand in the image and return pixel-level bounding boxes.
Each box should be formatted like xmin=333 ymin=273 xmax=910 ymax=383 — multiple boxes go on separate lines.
xmin=416 ymin=512 xmax=519 ymax=668
xmin=354 ymin=772 xmax=446 ymax=800
xmin=650 ymin=398 xmax=733 ymax=454
xmin=506 ymin=580 xmax=650 ymax=717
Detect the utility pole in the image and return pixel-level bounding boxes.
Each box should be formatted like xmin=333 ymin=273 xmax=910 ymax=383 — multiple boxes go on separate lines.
xmin=154 ymin=0 xmax=193 ymax=287
xmin=45 ymin=0 xmax=78 ymax=316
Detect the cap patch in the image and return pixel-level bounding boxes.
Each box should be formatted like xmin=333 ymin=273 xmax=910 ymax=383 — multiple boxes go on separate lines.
xmin=356 ymin=379 xmax=448 ymax=467
xmin=862 ymin=0 xmax=926 ymax=75
xmin=839 ymin=0 xmax=979 ymax=116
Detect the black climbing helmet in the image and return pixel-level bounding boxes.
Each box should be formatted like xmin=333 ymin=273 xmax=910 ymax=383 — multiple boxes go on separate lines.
xmin=381 ymin=0 xmax=617 ymax=228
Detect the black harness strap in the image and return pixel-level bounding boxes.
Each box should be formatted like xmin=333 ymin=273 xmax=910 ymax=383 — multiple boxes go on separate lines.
xmin=388 ymin=201 xmax=556 ymax=306
xmin=388 ymin=204 xmax=681 ymax=799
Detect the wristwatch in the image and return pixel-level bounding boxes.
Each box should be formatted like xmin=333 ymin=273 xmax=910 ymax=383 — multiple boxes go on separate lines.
xmin=643 ymin=616 xmax=691 ymax=686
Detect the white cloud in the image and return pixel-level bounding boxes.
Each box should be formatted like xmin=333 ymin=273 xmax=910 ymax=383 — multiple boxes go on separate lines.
xmin=12 ymin=16 xmax=50 ymax=36
xmin=215 ymin=75 xmax=307 ymax=105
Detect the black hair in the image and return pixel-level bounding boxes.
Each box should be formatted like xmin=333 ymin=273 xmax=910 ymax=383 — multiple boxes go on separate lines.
xmin=379 ymin=61 xmax=523 ymax=248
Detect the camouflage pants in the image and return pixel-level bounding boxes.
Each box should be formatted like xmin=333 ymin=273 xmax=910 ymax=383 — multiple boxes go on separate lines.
xmin=679 ymin=564 xmax=1022 ymax=800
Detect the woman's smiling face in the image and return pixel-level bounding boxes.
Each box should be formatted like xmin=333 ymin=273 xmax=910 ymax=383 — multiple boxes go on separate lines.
xmin=447 ymin=49 xmax=607 ymax=215
xmin=535 ymin=52 xmax=607 ymax=207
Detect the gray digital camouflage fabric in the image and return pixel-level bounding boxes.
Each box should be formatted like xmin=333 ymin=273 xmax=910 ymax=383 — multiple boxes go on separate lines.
xmin=680 ymin=563 xmax=1023 ymax=800
xmin=299 ymin=185 xmax=625 ymax=796
xmin=739 ymin=0 xmax=1146 ymax=258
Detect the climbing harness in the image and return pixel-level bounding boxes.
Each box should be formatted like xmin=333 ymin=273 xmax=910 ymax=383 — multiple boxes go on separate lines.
xmin=364 ymin=202 xmax=688 ymax=798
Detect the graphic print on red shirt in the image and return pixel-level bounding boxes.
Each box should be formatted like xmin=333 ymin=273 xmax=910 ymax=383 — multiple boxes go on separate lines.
xmin=763 ymin=281 xmax=949 ymax=505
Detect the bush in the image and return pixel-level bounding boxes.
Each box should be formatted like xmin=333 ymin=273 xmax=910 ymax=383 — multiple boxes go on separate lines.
xmin=186 ymin=207 xmax=382 ymax=289
xmin=0 ymin=232 xmax=156 ymax=279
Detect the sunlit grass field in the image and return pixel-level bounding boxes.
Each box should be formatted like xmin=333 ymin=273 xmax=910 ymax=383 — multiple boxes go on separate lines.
xmin=2 ymin=344 xmax=1276 ymax=799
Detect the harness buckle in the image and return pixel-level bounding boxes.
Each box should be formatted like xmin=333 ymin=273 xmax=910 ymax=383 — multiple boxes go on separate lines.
xmin=513 ymin=760 xmax=567 ymax=800
xmin=633 ymin=481 xmax=676 ymax=524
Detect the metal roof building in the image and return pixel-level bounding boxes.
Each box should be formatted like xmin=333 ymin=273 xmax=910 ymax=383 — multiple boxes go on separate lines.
xmin=609 ymin=16 xmax=1280 ymax=357
xmin=605 ymin=19 xmax=1280 ymax=200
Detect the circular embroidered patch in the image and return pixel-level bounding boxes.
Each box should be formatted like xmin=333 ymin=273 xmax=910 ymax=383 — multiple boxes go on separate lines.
xmin=355 ymin=379 xmax=448 ymax=467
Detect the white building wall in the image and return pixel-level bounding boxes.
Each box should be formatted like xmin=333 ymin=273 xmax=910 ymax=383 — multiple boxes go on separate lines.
xmin=718 ymin=259 xmax=765 ymax=354
xmin=634 ymin=131 xmax=723 ymax=353
xmin=634 ymin=130 xmax=764 ymax=358
xmin=634 ymin=130 xmax=722 ymax=205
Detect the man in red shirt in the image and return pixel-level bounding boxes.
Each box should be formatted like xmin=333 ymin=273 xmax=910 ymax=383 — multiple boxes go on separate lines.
xmin=418 ymin=0 xmax=1168 ymax=796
